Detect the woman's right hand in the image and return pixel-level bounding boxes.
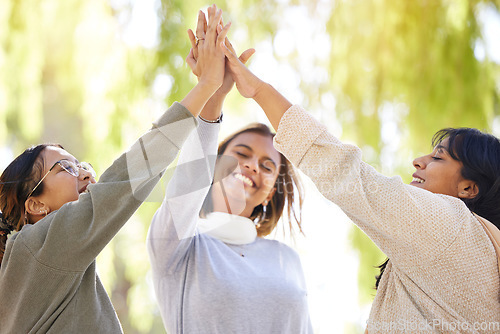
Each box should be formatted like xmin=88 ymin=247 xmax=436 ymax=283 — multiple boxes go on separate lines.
xmin=220 ymin=38 xmax=263 ymax=99
xmin=187 ymin=13 xmax=254 ymax=99
xmin=180 ymin=5 xmax=231 ymax=117
xmin=192 ymin=5 xmax=229 ymax=91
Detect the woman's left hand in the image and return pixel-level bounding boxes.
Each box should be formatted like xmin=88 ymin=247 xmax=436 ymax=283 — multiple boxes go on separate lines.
xmin=187 ymin=15 xmax=254 ymax=98
xmin=188 ymin=5 xmax=229 ymax=90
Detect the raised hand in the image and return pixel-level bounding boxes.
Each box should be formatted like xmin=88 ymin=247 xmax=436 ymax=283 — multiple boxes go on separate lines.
xmin=219 ymin=39 xmax=255 ymax=96
xmin=180 ymin=5 xmax=230 ymax=117
xmin=185 ymin=5 xmax=291 ymax=129
xmin=186 ymin=7 xmax=255 ymax=121
xmin=187 ymin=14 xmax=254 ymax=98
xmin=190 ymin=5 xmax=229 ymax=90
xmin=220 ymin=39 xmax=263 ymax=99
xmin=186 ymin=10 xmax=208 ymax=78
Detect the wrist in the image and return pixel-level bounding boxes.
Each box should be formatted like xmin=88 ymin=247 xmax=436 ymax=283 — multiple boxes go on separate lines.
xmin=199 ymin=112 xmax=223 ymax=123
xmin=181 ymin=82 xmax=220 ymax=117
xmin=200 ymin=95 xmax=225 ymax=120
xmin=197 ymin=78 xmax=222 ymax=93
xmin=252 ymin=80 xmax=269 ymax=102
xmin=212 ymin=89 xmax=229 ymax=101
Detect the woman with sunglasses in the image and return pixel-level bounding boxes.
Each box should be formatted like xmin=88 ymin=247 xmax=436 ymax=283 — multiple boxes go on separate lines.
xmin=219 ymin=36 xmax=500 ymax=332
xmin=146 ymin=8 xmax=312 ymax=333
xmin=0 ymin=8 xmax=229 ymax=333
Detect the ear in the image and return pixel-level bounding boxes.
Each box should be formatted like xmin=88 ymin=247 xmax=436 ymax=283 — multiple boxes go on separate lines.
xmin=458 ymin=180 xmax=479 ymax=199
xmin=263 ymin=187 xmax=277 ymax=205
xmin=25 ymin=197 xmax=50 ymax=220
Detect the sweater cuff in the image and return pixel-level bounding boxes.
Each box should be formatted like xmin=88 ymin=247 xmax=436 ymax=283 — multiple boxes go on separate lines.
xmin=273 ymin=105 xmax=326 ymax=166
xmin=153 ymin=102 xmax=198 ymax=149
xmin=197 ymin=116 xmax=221 ymax=146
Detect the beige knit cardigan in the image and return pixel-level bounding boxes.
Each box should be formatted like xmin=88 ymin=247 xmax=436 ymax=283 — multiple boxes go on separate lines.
xmin=274 ymin=106 xmax=500 ymax=333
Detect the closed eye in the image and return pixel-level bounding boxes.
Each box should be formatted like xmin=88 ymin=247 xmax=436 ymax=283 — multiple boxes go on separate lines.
xmin=261 ymin=160 xmax=276 ymax=173
xmin=261 ymin=163 xmax=272 ymax=172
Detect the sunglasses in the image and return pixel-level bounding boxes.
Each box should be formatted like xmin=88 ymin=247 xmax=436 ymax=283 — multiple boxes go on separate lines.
xmin=26 ymin=159 xmax=96 ymax=199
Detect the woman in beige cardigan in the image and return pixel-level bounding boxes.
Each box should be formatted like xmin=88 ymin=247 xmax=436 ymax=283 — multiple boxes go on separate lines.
xmin=219 ymin=38 xmax=500 ymax=333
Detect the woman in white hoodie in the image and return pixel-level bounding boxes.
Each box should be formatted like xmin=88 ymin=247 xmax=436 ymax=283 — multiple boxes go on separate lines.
xmin=147 ymin=7 xmax=312 ymax=334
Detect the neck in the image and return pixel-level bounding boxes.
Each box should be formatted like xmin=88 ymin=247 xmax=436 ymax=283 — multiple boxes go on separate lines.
xmin=210 ymin=205 xmax=254 ymax=219
xmin=210 ymin=191 xmax=254 ymax=218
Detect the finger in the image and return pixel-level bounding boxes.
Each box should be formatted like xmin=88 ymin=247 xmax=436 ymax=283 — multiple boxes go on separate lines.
xmin=216 ymin=21 xmax=231 ymax=47
xmin=220 ymin=37 xmax=239 ymax=62
xmin=206 ymin=9 xmax=223 ymax=46
xmin=239 ymin=48 xmax=255 ymax=65
xmin=224 ymin=37 xmax=235 ymax=55
xmin=203 ymin=10 xmax=208 ymax=34
xmin=188 ymin=29 xmax=199 ymax=59
xmin=207 ymin=8 xmax=222 ymax=34
xmin=186 ymin=48 xmax=197 ymax=72
xmin=187 ymin=29 xmax=197 ymax=49
xmin=195 ymin=10 xmax=207 ymax=40
xmin=206 ymin=5 xmax=214 ymax=23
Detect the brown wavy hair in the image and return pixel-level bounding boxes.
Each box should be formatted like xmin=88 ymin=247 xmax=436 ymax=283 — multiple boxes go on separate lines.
xmin=0 ymin=144 xmax=62 ymax=266
xmin=201 ymin=123 xmax=304 ymax=237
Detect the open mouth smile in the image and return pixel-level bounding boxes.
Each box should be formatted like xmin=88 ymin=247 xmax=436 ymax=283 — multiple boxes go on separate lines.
xmin=233 ymin=173 xmax=255 ymax=187
xmin=411 ymin=177 xmax=425 ymax=184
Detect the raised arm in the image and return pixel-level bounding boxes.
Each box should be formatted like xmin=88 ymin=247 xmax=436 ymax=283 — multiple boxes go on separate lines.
xmin=147 ymin=120 xmax=219 ymax=275
xmin=180 ymin=5 xmax=230 ymax=117
xmin=274 ymin=107 xmax=472 ymax=268
xmin=187 ymin=10 xmax=254 ymax=121
xmin=147 ymin=5 xmax=232 ymax=275
xmin=24 ymin=103 xmax=198 ymax=271
xmin=21 ymin=5 xmax=230 ymax=272
xmin=221 ymin=37 xmax=471 ymax=269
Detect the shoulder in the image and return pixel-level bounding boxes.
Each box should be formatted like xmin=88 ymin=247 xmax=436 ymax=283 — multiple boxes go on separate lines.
xmin=433 ymin=193 xmax=473 ymax=224
xmin=7 ymin=214 xmax=58 ymax=258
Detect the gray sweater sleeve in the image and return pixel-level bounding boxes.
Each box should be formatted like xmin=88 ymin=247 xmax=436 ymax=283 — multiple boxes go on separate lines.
xmin=147 ymin=120 xmax=220 ymax=275
xmin=15 ymin=102 xmax=197 ymax=272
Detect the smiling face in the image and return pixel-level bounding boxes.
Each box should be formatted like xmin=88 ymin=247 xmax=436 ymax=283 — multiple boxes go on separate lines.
xmin=25 ymin=146 xmax=96 ymax=221
xmin=211 ymin=132 xmax=281 ymax=218
xmin=410 ymin=138 xmax=476 ymax=198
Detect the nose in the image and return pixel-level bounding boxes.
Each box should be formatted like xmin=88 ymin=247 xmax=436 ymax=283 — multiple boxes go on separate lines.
xmin=413 ymin=155 xmax=428 ymax=170
xmin=243 ymin=157 xmax=258 ymax=173
xmin=79 ymin=168 xmax=96 ymax=183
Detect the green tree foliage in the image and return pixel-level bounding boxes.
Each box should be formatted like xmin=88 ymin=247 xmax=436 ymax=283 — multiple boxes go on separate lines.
xmin=1 ymin=0 xmax=159 ymax=332
xmin=323 ymin=0 xmax=500 ymax=306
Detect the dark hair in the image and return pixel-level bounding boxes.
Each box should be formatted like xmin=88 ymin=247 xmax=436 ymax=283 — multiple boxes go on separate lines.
xmin=0 ymin=144 xmax=63 ymax=266
xmin=376 ymin=127 xmax=500 ymax=289
xmin=433 ymin=128 xmax=500 ymax=225
xmin=200 ymin=123 xmax=304 ymax=237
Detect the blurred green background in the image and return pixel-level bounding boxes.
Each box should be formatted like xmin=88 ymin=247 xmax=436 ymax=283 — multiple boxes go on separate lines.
xmin=1 ymin=0 xmax=499 ymax=332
